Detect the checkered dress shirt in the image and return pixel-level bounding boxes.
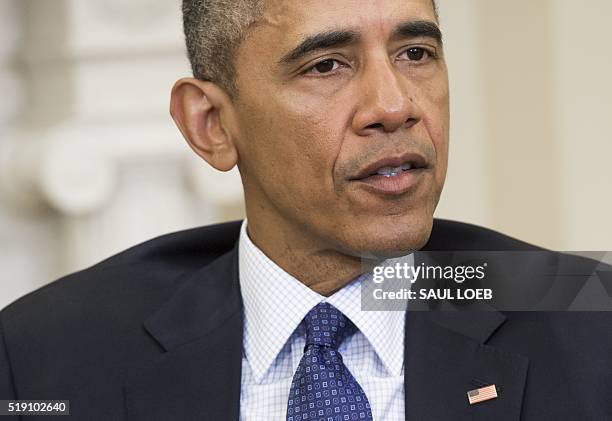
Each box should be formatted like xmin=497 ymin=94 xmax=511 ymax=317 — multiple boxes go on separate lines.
xmin=238 ymin=221 xmax=407 ymax=420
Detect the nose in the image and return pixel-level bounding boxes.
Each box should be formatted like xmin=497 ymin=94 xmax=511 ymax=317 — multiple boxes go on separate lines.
xmin=352 ymin=56 xmax=423 ymax=135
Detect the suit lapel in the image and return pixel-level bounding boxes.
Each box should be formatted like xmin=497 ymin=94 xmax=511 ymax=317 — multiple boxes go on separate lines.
xmin=404 ymin=310 xmax=528 ymax=421
xmin=404 ymin=252 xmax=529 ymax=421
xmin=124 ymin=247 xmax=243 ymax=421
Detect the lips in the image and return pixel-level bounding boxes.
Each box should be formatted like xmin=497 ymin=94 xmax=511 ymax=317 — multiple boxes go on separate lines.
xmin=349 ymin=152 xmax=429 ymax=181
xmin=346 ymin=152 xmax=431 ymax=196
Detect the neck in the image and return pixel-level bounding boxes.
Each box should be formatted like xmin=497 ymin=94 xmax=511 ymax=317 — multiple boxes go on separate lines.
xmin=245 ymin=217 xmax=363 ymax=297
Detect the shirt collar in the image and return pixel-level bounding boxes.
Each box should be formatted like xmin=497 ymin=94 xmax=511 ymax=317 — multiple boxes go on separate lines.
xmin=326 ymin=275 xmax=405 ymax=377
xmin=238 ymin=220 xmax=406 ymax=382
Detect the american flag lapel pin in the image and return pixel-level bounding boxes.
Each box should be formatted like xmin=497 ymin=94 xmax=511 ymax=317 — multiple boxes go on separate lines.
xmin=467 ymin=384 xmax=498 ymax=405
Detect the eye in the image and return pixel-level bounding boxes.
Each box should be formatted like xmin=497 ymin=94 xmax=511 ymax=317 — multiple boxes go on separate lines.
xmin=400 ymin=47 xmax=436 ymax=62
xmin=305 ymin=59 xmax=343 ymax=75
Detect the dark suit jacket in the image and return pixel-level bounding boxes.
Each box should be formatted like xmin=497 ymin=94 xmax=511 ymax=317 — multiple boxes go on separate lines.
xmin=1 ymin=219 xmax=611 ymax=420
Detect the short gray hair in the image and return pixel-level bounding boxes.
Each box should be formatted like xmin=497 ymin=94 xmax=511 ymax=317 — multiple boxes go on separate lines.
xmin=182 ymin=0 xmax=264 ymax=98
xmin=182 ymin=0 xmax=438 ymax=99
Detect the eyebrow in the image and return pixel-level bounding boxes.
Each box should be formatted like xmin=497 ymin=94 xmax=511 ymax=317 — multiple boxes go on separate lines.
xmin=278 ymin=20 xmax=443 ymax=67
xmin=279 ymin=30 xmax=360 ymax=65
xmin=390 ymin=20 xmax=443 ymax=46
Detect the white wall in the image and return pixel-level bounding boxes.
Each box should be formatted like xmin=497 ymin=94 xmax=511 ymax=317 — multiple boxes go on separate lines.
xmin=1 ymin=0 xmax=611 ymax=309
xmin=436 ymin=0 xmax=612 ymax=250
xmin=552 ymin=0 xmax=612 ymax=250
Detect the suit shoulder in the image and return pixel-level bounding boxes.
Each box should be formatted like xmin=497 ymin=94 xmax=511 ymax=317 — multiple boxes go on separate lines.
xmin=426 ymin=219 xmax=544 ymax=251
xmin=94 ymin=219 xmax=243 ymax=270
xmin=427 ymin=220 xmax=611 ymax=270
xmin=0 ymin=220 xmax=242 ymax=333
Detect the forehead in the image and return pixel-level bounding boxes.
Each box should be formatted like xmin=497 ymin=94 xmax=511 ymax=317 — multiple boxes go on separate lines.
xmin=256 ymin=0 xmax=437 ymax=40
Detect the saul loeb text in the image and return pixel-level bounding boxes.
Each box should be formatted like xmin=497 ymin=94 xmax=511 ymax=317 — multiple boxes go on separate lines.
xmin=369 ymin=260 xmax=493 ymax=302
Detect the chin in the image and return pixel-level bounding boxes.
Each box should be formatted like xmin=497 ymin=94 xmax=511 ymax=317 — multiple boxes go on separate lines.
xmin=338 ymin=212 xmax=434 ymax=259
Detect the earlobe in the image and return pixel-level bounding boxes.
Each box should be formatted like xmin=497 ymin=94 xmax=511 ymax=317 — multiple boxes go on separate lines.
xmin=170 ymin=77 xmax=238 ymax=172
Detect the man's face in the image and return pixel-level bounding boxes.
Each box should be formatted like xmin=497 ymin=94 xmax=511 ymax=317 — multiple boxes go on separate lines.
xmin=231 ymin=0 xmax=449 ymax=256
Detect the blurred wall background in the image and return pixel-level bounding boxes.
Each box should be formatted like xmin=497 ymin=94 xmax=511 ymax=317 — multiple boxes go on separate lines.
xmin=1 ymin=0 xmax=611 ymax=309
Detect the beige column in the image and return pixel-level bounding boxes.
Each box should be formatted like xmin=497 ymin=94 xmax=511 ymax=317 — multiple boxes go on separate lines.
xmin=475 ymin=0 xmax=562 ymax=248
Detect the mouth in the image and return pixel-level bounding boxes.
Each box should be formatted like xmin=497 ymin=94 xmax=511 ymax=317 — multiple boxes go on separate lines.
xmin=348 ymin=152 xmax=431 ymax=195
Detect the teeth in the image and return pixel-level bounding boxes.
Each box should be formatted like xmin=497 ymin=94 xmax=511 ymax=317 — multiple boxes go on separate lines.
xmin=377 ymin=166 xmax=404 ymax=178
xmin=376 ymin=163 xmax=413 ymax=177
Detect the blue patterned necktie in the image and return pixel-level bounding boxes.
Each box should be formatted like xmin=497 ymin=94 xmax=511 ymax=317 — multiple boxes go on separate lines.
xmin=286 ymin=302 xmax=373 ymax=421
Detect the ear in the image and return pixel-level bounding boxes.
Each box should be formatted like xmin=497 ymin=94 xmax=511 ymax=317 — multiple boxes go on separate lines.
xmin=170 ymin=78 xmax=238 ymax=172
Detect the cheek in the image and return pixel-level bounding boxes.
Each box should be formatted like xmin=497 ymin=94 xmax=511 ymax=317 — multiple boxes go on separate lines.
xmin=420 ymin=77 xmax=450 ymax=180
xmin=284 ymin=116 xmax=346 ymax=200
xmin=237 ymin=96 xmax=345 ymax=197
xmin=425 ymin=102 xmax=449 ymax=162
xmin=279 ymin=94 xmax=346 ymax=169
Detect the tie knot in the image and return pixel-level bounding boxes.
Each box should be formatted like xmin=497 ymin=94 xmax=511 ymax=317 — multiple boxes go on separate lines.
xmin=303 ymin=302 xmax=352 ymax=349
